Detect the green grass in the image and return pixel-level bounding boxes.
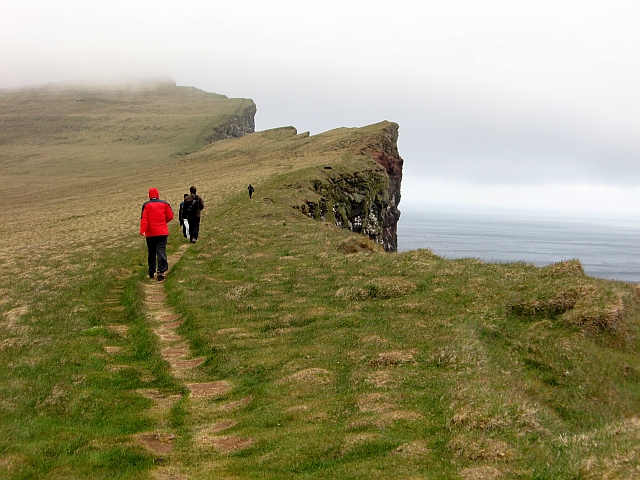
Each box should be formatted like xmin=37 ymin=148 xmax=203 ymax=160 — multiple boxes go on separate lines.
xmin=160 ymin=162 xmax=640 ymax=478
xmin=1 ymin=84 xmax=639 ymax=478
xmin=0 ymin=83 xmax=250 ymax=478
xmin=0 ymin=82 xmax=254 ymax=203
xmin=0 ymin=244 xmax=183 ymax=479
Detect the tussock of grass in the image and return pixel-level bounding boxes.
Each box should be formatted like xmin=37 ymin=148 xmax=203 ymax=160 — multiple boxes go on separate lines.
xmin=337 ymin=237 xmax=379 ymax=254
xmin=448 ymin=435 xmax=515 ymax=461
xmin=542 ymin=259 xmax=586 ymax=277
xmin=336 ymin=278 xmax=416 ymax=300
xmin=506 ymin=290 xmax=578 ymax=317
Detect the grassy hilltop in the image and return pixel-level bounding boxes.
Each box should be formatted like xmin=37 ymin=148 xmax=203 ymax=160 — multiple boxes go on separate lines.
xmin=1 ymin=84 xmax=640 ymax=479
xmin=0 ymin=80 xmax=255 ymax=204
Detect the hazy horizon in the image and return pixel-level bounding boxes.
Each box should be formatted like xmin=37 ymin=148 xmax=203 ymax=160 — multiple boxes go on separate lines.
xmin=2 ymin=0 xmax=638 ymax=217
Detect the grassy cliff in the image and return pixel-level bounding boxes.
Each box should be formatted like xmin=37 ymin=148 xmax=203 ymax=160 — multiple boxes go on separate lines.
xmin=1 ymin=84 xmax=639 ymax=479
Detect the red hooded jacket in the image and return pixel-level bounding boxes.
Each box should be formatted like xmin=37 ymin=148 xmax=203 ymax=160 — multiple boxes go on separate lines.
xmin=140 ymin=188 xmax=174 ymax=237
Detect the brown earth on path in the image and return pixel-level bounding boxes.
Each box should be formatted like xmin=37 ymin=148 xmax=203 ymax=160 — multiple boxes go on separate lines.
xmin=138 ymin=243 xmax=222 ymax=471
xmin=153 ymin=329 xmax=182 ymax=342
xmin=161 ymin=345 xmax=188 ymax=360
xmin=137 ymin=433 xmax=176 ymax=454
xmin=206 ymin=436 xmax=255 ymax=454
xmin=188 ymin=381 xmax=232 ymax=397
xmin=164 ymin=319 xmax=184 ymax=329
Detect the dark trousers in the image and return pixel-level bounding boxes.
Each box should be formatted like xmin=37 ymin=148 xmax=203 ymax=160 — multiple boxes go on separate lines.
xmin=146 ymin=236 xmax=168 ymax=275
xmin=189 ymin=217 xmax=201 ymax=241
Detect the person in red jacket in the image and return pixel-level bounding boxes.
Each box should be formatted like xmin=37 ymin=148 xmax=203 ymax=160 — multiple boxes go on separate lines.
xmin=140 ymin=188 xmax=174 ymax=281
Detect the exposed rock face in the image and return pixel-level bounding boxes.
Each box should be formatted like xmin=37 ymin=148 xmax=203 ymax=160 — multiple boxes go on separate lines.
xmin=363 ymin=123 xmax=403 ymax=252
xmin=206 ymin=103 xmax=256 ymax=142
xmin=298 ymin=122 xmax=403 ymax=252
xmin=300 ymin=168 xmax=391 ymax=248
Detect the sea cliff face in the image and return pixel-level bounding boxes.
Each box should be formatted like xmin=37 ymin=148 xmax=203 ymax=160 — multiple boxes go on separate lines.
xmin=297 ymin=122 xmax=403 ymax=252
xmin=364 ymin=123 xmax=403 ymax=251
xmin=202 ymin=116 xmax=404 ymax=252
xmin=300 ymin=167 xmax=391 ymax=247
xmin=206 ymin=103 xmax=257 ymax=142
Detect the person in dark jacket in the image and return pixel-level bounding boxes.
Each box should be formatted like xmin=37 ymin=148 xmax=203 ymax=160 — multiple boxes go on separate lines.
xmin=178 ymin=193 xmax=189 ymax=239
xmin=183 ymin=185 xmax=204 ymax=244
xmin=140 ymin=188 xmax=174 ymax=281
xmin=248 ymin=184 xmax=255 ymax=199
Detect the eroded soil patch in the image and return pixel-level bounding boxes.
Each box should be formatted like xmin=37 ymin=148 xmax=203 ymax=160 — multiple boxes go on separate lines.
xmin=137 ymin=433 xmax=176 ymax=454
xmin=188 ymin=381 xmax=232 ymax=398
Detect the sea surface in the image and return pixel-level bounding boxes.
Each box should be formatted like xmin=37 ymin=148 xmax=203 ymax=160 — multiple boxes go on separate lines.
xmin=397 ymin=209 xmax=640 ymax=283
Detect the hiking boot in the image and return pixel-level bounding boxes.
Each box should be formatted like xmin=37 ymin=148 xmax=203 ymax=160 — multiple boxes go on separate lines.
xmin=148 ymin=272 xmax=155 ymax=279
xmin=157 ymin=272 xmax=166 ymax=282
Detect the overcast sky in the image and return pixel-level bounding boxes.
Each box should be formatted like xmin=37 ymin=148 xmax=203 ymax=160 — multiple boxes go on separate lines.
xmin=2 ymin=0 xmax=639 ymax=216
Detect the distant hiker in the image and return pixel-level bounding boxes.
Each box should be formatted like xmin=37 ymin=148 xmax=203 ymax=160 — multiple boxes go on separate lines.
xmin=140 ymin=188 xmax=174 ymax=281
xmin=178 ymin=193 xmax=190 ymax=239
xmin=248 ymin=184 xmax=255 ymax=199
xmin=184 ymin=185 xmax=204 ymax=244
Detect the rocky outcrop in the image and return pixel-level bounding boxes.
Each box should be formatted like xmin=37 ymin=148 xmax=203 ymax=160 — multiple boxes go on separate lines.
xmin=205 ymin=103 xmax=256 ymax=142
xmin=299 ymin=168 xmax=391 ymax=248
xmin=362 ymin=123 xmax=403 ymax=252
xmin=297 ymin=122 xmax=403 ymax=252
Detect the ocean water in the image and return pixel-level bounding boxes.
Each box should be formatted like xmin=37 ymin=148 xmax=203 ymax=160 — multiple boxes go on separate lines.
xmin=397 ymin=209 xmax=640 ymax=283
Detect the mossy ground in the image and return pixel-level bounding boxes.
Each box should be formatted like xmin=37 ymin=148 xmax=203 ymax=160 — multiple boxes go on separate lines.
xmin=1 ymin=87 xmax=639 ymax=478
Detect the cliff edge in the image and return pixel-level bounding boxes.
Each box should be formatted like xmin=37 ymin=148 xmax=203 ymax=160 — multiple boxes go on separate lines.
xmin=287 ymin=122 xmax=403 ymax=251
xmin=205 ymin=103 xmax=257 ymax=142
xmin=361 ymin=122 xmax=403 ymax=251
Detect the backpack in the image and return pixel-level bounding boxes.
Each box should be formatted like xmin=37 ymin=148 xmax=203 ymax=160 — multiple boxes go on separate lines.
xmin=185 ymin=196 xmax=199 ymax=216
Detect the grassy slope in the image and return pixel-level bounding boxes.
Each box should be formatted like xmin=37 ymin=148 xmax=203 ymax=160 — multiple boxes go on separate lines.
xmin=0 ymin=84 xmax=253 ymax=479
xmin=0 ymin=87 xmax=639 ymax=479
xmin=0 ymin=83 xmax=254 ymax=203
xmin=165 ymin=128 xmax=640 ymax=479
